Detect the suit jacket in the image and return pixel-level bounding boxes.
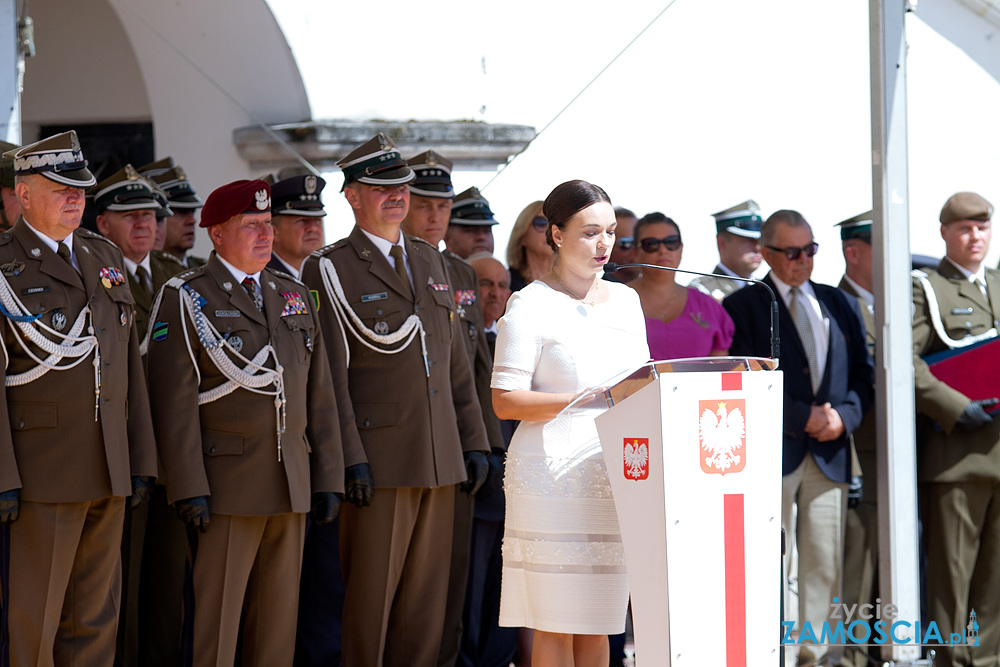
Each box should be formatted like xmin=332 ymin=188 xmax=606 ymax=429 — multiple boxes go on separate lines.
xmin=689 ymin=264 xmax=746 ymax=304
xmin=724 ymin=273 xmax=874 ymax=483
xmin=0 ymin=220 xmax=157 ymax=501
xmin=147 ymin=253 xmax=344 ymax=515
xmin=301 ymin=227 xmax=489 ymax=489
xmin=912 ymin=259 xmax=1000 ymax=482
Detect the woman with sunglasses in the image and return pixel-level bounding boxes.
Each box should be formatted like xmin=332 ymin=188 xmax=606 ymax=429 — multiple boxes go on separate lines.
xmin=631 ymin=212 xmax=735 ymax=360
xmin=491 ymin=180 xmax=649 ymax=666
xmin=506 ymin=200 xmax=555 ymax=292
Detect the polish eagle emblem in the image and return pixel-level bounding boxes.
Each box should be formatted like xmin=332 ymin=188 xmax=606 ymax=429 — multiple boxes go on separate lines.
xmin=623 ymin=438 xmax=649 ymax=481
xmin=254 ymin=188 xmax=270 ymax=210
xmin=699 ymin=400 xmax=746 ymax=475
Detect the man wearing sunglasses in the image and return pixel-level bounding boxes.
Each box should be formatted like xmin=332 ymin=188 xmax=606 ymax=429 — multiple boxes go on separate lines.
xmin=724 ymin=209 xmax=873 ymax=666
xmin=690 ymin=199 xmax=765 ymax=304
xmin=912 ymin=192 xmax=1000 ymax=667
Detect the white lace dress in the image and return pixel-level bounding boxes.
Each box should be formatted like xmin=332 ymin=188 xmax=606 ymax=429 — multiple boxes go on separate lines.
xmin=491 ymin=280 xmax=650 ymax=634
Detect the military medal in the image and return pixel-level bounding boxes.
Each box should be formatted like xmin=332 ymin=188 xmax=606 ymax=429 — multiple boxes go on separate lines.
xmin=51 ymin=309 xmax=67 ymax=331
xmin=226 ymin=334 xmax=244 ymax=353
xmin=280 ymin=292 xmax=309 ymax=317
xmin=99 ymin=266 xmax=126 ymax=288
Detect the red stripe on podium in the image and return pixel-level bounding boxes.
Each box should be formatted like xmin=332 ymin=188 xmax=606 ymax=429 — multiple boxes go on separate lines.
xmin=724 ymin=493 xmax=747 ymax=667
xmin=721 ymin=372 xmax=742 ymax=391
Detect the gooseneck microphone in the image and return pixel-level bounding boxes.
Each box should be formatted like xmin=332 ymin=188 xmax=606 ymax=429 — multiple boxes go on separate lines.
xmin=603 ymin=262 xmax=781 ymax=366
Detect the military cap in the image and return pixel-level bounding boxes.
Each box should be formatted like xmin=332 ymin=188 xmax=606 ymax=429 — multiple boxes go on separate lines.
xmin=151 ymin=187 xmax=174 ymax=220
xmin=257 ymin=173 xmax=277 ymax=186
xmin=836 ymin=211 xmax=872 ymax=242
xmin=151 ymin=165 xmax=203 ymax=210
xmin=0 ymin=140 xmax=16 ymax=189
xmin=939 ymin=192 xmax=993 ymax=225
xmin=449 ymin=187 xmax=498 ymax=226
xmin=272 ymin=174 xmax=327 ymax=217
xmin=200 ymin=179 xmax=271 ymax=228
xmin=3 ymin=130 xmax=96 ymax=187
xmin=407 ymin=150 xmax=454 ymax=199
xmin=337 ymin=133 xmax=414 ymax=191
xmin=90 ymin=165 xmax=163 ymax=213
xmin=711 ymin=199 xmax=763 ymax=238
xmin=136 ymin=156 xmax=176 ymax=180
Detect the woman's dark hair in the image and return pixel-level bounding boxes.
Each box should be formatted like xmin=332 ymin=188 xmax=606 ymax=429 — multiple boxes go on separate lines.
xmin=542 ymin=180 xmax=612 ymax=252
xmin=634 ymin=212 xmax=681 ymax=248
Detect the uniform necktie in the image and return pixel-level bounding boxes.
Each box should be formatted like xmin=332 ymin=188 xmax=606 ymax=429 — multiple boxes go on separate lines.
xmin=57 ymin=241 xmax=78 ymax=274
xmin=242 ymin=276 xmax=263 ymax=312
xmin=134 ymin=265 xmax=152 ymax=299
xmin=389 ymin=245 xmax=411 ymax=293
xmin=790 ymin=286 xmax=821 ymax=394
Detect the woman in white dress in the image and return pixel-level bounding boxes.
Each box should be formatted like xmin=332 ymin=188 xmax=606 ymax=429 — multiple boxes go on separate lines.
xmin=491 ymin=180 xmax=650 ymax=666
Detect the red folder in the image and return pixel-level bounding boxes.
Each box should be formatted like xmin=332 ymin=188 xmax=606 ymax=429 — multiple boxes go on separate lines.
xmin=924 ymin=335 xmax=1000 ymax=412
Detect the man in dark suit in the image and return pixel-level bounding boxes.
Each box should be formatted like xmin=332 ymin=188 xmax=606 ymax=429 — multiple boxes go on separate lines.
xmin=724 ymin=209 xmax=873 ymax=666
xmin=0 ymin=131 xmax=158 ymax=666
xmin=300 ymin=133 xmax=490 ymax=667
xmin=267 ymin=174 xmax=326 ymax=279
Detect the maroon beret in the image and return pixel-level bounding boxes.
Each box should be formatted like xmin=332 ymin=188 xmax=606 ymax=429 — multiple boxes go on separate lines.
xmin=200 ymin=179 xmax=271 ymax=228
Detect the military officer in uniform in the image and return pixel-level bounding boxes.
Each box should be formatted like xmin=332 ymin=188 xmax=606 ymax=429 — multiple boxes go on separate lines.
xmin=267 ymin=174 xmax=326 ymax=278
xmin=0 ymin=131 xmax=157 ymax=666
xmin=0 ymin=139 xmax=20 ymax=230
xmin=689 ymin=199 xmax=764 ymax=303
xmin=301 ymin=134 xmax=490 ymax=667
xmin=146 ymin=179 xmax=344 ymax=666
xmin=138 ymin=157 xmax=206 ymax=268
xmin=912 ymin=192 xmax=1000 ymax=667
xmin=836 ymin=211 xmax=878 ymax=667
xmin=401 ymin=150 xmax=505 ymax=666
xmin=445 ymin=187 xmax=498 ymax=259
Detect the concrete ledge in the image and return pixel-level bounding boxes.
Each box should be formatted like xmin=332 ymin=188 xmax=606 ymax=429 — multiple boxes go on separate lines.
xmin=233 ymin=119 xmax=536 ymax=172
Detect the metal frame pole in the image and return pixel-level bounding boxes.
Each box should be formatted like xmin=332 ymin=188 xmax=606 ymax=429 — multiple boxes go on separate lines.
xmin=0 ymin=0 xmax=20 ymax=143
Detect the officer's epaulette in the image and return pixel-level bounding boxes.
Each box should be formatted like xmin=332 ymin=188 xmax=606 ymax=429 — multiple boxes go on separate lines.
xmin=75 ymin=227 xmax=112 ymax=243
xmin=313 ymin=239 xmax=347 ymax=258
xmin=442 ymin=248 xmax=473 ymax=269
xmin=408 ymin=235 xmax=437 ymax=250
xmin=165 ymin=268 xmax=200 ymax=290
xmin=265 ymin=266 xmax=306 ymax=287
xmin=152 ymin=249 xmax=186 ymax=268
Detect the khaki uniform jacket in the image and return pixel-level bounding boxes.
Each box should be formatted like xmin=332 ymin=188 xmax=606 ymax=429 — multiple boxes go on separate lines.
xmin=301 ymin=227 xmax=489 ymax=489
xmin=130 ymin=250 xmax=186 ymax=340
xmin=689 ymin=264 xmax=745 ymax=304
xmin=912 ymin=259 xmax=1000 ymax=482
xmin=442 ymin=250 xmax=504 ymax=454
xmin=0 ymin=220 xmax=157 ymax=501
xmin=839 ymin=277 xmax=877 ymax=483
xmin=146 ymin=253 xmax=344 ymax=515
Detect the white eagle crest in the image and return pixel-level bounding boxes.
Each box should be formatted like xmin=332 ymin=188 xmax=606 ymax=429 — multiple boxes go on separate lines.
xmin=254 ymin=188 xmax=270 ymax=210
xmin=623 ymin=440 xmax=648 ymax=479
xmin=699 ymin=402 xmax=745 ymax=472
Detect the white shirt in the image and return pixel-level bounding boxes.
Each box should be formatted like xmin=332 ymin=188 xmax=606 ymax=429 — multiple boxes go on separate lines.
xmin=944 ymin=256 xmax=989 ymax=299
xmin=123 ymin=254 xmax=152 ymax=282
xmin=271 ymin=253 xmax=301 ymax=279
xmin=843 ymin=275 xmax=874 ymax=313
xmin=216 ymin=253 xmax=262 ymax=287
xmin=359 ymin=228 xmax=413 ymax=285
xmin=770 ymin=272 xmax=830 ymax=378
xmin=716 ymin=263 xmax=742 ymax=279
xmin=22 ymin=217 xmax=79 ymax=271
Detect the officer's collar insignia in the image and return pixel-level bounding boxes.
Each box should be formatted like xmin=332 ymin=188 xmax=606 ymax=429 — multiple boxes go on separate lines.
xmin=30 ymin=248 xmax=40 ymax=258
xmin=222 ymin=281 xmax=233 ymax=291
xmin=361 ymin=248 xmax=372 ymax=259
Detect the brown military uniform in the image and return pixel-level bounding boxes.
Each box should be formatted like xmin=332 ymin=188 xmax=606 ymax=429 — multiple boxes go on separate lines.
xmin=0 ymin=220 xmax=157 ymax=666
xmin=301 ymin=228 xmax=489 ymax=667
xmin=688 ymin=264 xmax=746 ymax=304
xmin=912 ymin=259 xmax=1000 ymax=666
xmin=146 ymin=253 xmax=344 ymax=666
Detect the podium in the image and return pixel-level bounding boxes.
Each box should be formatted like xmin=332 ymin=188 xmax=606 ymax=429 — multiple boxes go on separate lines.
xmin=585 ymin=357 xmax=783 ymax=666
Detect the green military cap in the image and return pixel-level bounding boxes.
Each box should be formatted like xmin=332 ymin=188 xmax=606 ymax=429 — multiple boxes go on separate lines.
xmin=3 ymin=130 xmax=96 ymax=187
xmin=337 ymin=133 xmax=414 ymax=191
xmin=137 ymin=156 xmax=176 ymax=180
xmin=450 ymin=187 xmax=497 ymax=226
xmin=836 ymin=210 xmax=872 ymax=242
xmin=151 ymin=165 xmax=203 ymax=210
xmin=151 ymin=186 xmax=173 ymax=220
xmin=407 ymin=150 xmax=454 ymax=199
xmin=0 ymin=140 xmax=17 ymax=188
xmin=90 ymin=164 xmax=162 ymax=213
xmin=711 ymin=199 xmax=763 ymax=238
xmin=939 ymin=192 xmax=993 ymax=225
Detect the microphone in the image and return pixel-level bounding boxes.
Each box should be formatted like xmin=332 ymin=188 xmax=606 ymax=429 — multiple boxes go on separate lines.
xmin=604 ymin=262 xmax=781 ymax=365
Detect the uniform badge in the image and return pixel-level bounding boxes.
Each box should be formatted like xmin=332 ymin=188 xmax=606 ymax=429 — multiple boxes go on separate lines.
xmin=361 ymin=292 xmax=387 ymax=302
xmin=254 ymin=189 xmax=270 ymax=210
xmin=430 ymin=283 xmax=449 ymax=292
xmin=215 ymin=309 xmax=240 ymax=318
xmin=374 ymin=321 xmax=390 ymax=335
xmin=455 ymin=289 xmax=476 ymax=306
xmin=51 ymin=310 xmax=67 ymax=331
xmin=99 ymin=266 xmax=126 ymax=289
xmin=223 ymin=281 xmax=233 ymax=291
xmin=120 ymin=310 xmax=128 ymax=326
xmin=467 ymin=322 xmax=476 ymax=340
xmin=81 ymin=246 xmax=90 ymax=254
xmin=1 ymin=260 xmax=24 ymax=276
xmin=280 ymin=292 xmax=309 ymax=316
xmin=21 ymin=286 xmax=48 ymax=295
xmin=226 ymin=334 xmax=244 ymax=353
xmin=305 ymin=175 xmax=317 ymax=194
xmin=152 ymin=321 xmax=169 ymax=341
xmin=30 ymin=248 xmax=41 ymax=258
xmin=310 ymin=290 xmax=321 ymax=311
xmin=361 ymin=248 xmax=372 ymax=259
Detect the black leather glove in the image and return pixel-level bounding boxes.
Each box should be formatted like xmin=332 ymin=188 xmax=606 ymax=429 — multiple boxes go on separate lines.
xmin=344 ymin=463 xmax=374 ymax=508
xmin=847 ymin=475 xmax=863 ymax=509
xmin=956 ymin=398 xmax=998 ymax=432
xmin=460 ymin=451 xmax=490 ymax=496
xmin=130 ymin=475 xmax=155 ymax=509
xmin=311 ymin=491 xmax=340 ymax=525
xmin=175 ymin=496 xmax=211 ymax=532
xmin=486 ymin=448 xmax=506 ymax=487
xmin=0 ymin=488 xmax=20 ymax=524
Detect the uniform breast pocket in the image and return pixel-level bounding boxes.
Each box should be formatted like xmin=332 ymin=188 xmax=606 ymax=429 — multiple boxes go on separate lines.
xmin=942 ymin=310 xmax=991 ymax=338
xmin=282 ymin=315 xmax=315 ymax=364
xmin=353 ymin=299 xmax=404 ymax=337
xmin=107 ymin=285 xmax=136 ymax=341
xmin=17 ymin=288 xmax=68 ymax=322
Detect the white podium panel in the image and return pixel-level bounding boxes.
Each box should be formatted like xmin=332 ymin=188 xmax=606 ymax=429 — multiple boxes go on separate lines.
xmin=596 ymin=365 xmax=782 ymax=667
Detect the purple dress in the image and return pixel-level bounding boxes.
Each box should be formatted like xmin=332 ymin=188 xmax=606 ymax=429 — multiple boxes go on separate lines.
xmin=645 ymin=287 xmax=735 ymax=360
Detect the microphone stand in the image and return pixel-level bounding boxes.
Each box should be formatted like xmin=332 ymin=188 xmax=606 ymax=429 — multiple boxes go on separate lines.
xmin=604 ymin=262 xmax=780 ymax=367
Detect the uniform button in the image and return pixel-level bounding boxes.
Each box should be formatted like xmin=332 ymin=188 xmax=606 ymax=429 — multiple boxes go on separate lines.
xmin=414 ymin=305 xmax=420 ymax=312
xmin=965 ymin=321 xmax=972 ymax=328
xmin=376 ymin=309 xmax=383 ymax=316
xmin=209 ymin=446 xmax=216 ymax=454
xmin=17 ymin=421 xmax=24 ymax=428
xmin=428 ymin=359 xmax=435 ymax=366
xmin=363 ymin=419 xmax=371 ymax=427
xmin=429 ymin=389 xmax=437 ymax=396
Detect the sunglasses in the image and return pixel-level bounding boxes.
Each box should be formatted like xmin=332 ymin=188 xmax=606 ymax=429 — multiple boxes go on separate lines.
xmin=765 ymin=243 xmax=819 ymax=260
xmin=617 ymin=237 xmax=635 ymax=251
xmin=531 ymin=216 xmax=548 ymax=231
xmin=639 ymin=235 xmax=682 ymax=253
